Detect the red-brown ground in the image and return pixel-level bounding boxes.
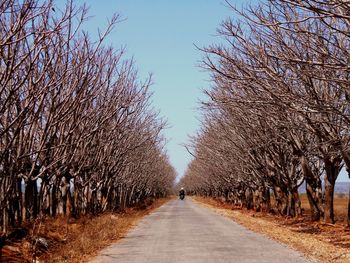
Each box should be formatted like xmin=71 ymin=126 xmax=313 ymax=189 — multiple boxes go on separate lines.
xmin=1 ymin=197 xmax=172 ymax=263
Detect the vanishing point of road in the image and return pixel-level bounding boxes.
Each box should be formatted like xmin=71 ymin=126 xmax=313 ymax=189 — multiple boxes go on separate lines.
xmin=91 ymin=198 xmax=311 ymax=263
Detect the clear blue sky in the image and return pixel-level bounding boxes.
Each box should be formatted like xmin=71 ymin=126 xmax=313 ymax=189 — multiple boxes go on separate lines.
xmin=55 ymin=0 xmax=348 ymax=182
xmin=56 ymin=0 xmax=249 ymax=180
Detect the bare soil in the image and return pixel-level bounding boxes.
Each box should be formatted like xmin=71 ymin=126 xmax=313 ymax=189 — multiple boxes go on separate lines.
xmin=0 ymin=197 xmax=172 ymax=263
xmin=194 ymin=196 xmax=350 ymax=263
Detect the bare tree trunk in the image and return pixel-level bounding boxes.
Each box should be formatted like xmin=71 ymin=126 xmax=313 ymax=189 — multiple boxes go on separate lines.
xmin=253 ymin=189 xmax=260 ymax=212
xmin=324 ymin=177 xmax=335 ymax=224
xmin=287 ymin=192 xmax=293 ymax=217
xmin=244 ymin=188 xmax=253 ymax=209
xmin=72 ymin=186 xmax=79 ymax=217
xmin=25 ymin=179 xmax=38 ymax=220
xmin=305 ymin=181 xmax=322 ymax=221
xmin=301 ymin=157 xmax=322 ymax=220
xmin=263 ymin=187 xmax=271 ymax=212
xmin=15 ymin=178 xmax=23 ymax=223
xmin=51 ymin=184 xmax=58 ymax=217
xmin=129 ymin=185 xmax=135 ymax=206
xmin=119 ymin=185 xmax=124 ymax=210
xmin=274 ymin=186 xmax=288 ymax=215
xmin=341 ymin=152 xmax=350 ymax=227
xmin=347 ymin=187 xmax=350 ymax=227
xmin=59 ymin=177 xmax=69 ymax=215
xmin=40 ymin=181 xmax=50 ymax=216
xmin=21 ymin=183 xmax=26 ymax=222
xmin=66 ymin=183 xmax=73 ymax=217
xmin=2 ymin=205 xmax=8 ymax=234
xmin=292 ymin=188 xmax=302 ymax=216
xmin=323 ymin=157 xmax=341 ymax=224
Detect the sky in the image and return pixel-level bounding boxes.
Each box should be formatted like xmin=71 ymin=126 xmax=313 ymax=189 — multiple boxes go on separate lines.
xmin=54 ymin=0 xmax=348 ymax=182
xmin=56 ymin=0 xmax=248 ymax=180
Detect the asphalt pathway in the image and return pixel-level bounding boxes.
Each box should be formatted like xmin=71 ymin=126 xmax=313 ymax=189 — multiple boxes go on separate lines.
xmin=91 ymin=198 xmax=311 ymax=263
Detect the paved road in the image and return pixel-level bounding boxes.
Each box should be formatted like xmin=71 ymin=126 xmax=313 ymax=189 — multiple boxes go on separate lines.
xmin=91 ymin=198 xmax=311 ymax=263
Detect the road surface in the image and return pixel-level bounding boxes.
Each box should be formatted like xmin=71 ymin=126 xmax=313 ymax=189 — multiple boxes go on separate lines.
xmin=91 ymin=198 xmax=311 ymax=263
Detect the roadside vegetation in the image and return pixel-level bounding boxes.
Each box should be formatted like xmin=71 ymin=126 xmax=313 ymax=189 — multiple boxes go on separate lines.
xmin=195 ymin=195 xmax=350 ymax=263
xmin=180 ymin=2 xmax=350 ymax=260
xmin=1 ymin=197 xmax=172 ymax=262
xmin=181 ymin=0 xmax=350 ymax=226
xmin=0 ymin=0 xmax=175 ymax=260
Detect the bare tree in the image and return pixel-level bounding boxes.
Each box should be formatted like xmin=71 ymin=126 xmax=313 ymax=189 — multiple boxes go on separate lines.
xmin=0 ymin=0 xmax=175 ymax=234
xmin=183 ymin=0 xmax=350 ymax=224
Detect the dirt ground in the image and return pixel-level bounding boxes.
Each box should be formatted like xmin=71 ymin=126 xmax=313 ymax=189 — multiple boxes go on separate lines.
xmin=0 ymin=197 xmax=172 ymax=263
xmin=194 ymin=195 xmax=350 ymax=263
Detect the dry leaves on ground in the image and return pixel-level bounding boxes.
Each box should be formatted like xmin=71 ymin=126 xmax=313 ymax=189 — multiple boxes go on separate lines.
xmin=1 ymin=197 xmax=172 ymax=263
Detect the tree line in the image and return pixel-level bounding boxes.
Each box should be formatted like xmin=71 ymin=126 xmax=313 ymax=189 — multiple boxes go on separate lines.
xmin=181 ymin=0 xmax=350 ymax=225
xmin=0 ymin=0 xmax=175 ymax=234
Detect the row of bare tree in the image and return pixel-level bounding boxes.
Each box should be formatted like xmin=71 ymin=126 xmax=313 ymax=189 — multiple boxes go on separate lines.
xmin=0 ymin=0 xmax=175 ymax=234
xmin=181 ymin=0 xmax=350 ymax=225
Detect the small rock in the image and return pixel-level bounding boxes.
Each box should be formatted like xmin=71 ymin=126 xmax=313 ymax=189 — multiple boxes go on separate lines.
xmin=34 ymin=237 xmax=49 ymax=251
xmin=110 ymin=215 xmax=119 ymax=220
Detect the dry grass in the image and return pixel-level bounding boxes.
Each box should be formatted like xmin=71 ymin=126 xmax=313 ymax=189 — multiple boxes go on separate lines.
xmin=1 ymin=197 xmax=172 ymax=263
xmin=300 ymin=194 xmax=348 ymax=223
xmin=194 ymin=196 xmax=350 ymax=263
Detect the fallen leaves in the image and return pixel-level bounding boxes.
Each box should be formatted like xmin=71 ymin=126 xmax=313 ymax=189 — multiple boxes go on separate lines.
xmin=1 ymin=197 xmax=172 ymax=263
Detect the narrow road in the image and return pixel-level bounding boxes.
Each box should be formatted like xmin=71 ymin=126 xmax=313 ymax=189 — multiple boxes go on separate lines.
xmin=91 ymin=198 xmax=311 ymax=263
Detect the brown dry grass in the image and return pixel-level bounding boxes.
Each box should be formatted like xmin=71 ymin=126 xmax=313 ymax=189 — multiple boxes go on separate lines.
xmin=193 ymin=196 xmax=350 ymax=263
xmin=1 ymin=197 xmax=172 ymax=263
xmin=300 ymin=194 xmax=348 ymax=223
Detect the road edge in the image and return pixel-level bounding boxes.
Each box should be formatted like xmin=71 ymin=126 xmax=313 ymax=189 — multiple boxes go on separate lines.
xmin=192 ymin=196 xmax=350 ymax=263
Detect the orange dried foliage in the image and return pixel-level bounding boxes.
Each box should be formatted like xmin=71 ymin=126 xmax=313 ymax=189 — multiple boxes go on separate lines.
xmin=1 ymin=197 xmax=172 ymax=263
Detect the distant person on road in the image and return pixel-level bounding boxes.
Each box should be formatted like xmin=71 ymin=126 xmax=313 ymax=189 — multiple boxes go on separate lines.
xmin=179 ymin=187 xmax=185 ymax=200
